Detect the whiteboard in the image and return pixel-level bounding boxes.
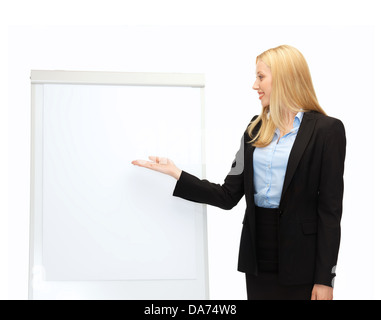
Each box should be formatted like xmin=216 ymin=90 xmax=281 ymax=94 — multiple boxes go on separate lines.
xmin=29 ymin=71 xmax=208 ymax=299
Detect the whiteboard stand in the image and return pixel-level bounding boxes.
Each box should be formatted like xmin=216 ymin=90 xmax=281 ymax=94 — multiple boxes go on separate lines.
xmin=29 ymin=71 xmax=209 ymax=300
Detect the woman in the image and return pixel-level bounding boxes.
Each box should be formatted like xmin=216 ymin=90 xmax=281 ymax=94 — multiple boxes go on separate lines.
xmin=132 ymin=45 xmax=346 ymax=300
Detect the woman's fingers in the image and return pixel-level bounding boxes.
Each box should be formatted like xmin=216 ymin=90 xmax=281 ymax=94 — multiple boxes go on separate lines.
xmin=131 ymin=159 xmax=150 ymax=167
xmin=148 ymin=156 xmax=169 ymax=165
xmin=132 ymin=156 xmax=168 ymax=166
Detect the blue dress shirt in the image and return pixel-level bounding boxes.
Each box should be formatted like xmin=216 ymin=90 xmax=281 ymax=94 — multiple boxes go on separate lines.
xmin=253 ymin=112 xmax=304 ymax=208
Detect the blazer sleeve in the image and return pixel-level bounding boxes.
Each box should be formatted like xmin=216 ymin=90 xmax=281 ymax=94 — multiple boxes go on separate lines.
xmin=315 ymin=118 xmax=346 ymax=287
xmin=172 ymin=134 xmax=246 ymax=210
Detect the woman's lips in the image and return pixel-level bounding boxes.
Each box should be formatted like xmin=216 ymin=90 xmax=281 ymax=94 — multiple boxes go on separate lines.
xmin=259 ymin=93 xmax=264 ymax=100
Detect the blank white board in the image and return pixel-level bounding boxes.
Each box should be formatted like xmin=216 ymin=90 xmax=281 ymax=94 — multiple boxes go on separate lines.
xmin=29 ymin=71 xmax=208 ymax=299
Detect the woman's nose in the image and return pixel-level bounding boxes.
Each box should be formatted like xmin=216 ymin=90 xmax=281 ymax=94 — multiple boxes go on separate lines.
xmin=252 ymin=79 xmax=259 ymax=91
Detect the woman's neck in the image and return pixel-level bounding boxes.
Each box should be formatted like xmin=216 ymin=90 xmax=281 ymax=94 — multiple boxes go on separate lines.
xmin=279 ymin=111 xmax=297 ymax=138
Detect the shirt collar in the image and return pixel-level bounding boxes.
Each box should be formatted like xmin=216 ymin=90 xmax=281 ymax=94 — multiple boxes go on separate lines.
xmin=293 ymin=111 xmax=304 ymax=128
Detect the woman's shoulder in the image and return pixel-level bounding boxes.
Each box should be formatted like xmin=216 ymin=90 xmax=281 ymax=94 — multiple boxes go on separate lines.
xmin=306 ymin=111 xmax=344 ymax=126
xmin=305 ymin=111 xmax=345 ymax=134
xmin=244 ymin=114 xmax=260 ymax=137
xmin=251 ymin=115 xmax=259 ymax=122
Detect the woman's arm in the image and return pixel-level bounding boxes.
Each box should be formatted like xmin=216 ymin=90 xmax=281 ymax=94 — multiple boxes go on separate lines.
xmin=172 ymin=169 xmax=244 ymax=210
xmin=132 ymin=158 xmax=245 ymax=210
xmin=132 ymin=133 xmax=247 ymax=210
xmin=314 ymin=118 xmax=346 ymax=288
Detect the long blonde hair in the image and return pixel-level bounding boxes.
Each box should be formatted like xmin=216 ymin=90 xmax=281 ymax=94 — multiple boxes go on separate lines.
xmin=248 ymin=45 xmax=326 ymax=147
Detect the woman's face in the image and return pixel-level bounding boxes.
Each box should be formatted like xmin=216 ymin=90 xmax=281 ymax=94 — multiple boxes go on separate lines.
xmin=253 ymin=60 xmax=272 ymax=107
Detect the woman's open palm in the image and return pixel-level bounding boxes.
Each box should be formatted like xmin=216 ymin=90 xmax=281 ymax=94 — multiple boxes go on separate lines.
xmin=132 ymin=156 xmax=182 ymax=180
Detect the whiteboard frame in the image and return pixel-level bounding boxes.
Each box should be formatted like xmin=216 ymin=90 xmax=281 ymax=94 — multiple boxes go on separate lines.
xmin=29 ymin=70 xmax=208 ymax=299
xmin=30 ymin=70 xmax=205 ymax=87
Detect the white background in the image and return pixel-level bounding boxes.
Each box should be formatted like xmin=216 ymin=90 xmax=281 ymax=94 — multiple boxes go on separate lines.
xmin=2 ymin=0 xmax=381 ymax=300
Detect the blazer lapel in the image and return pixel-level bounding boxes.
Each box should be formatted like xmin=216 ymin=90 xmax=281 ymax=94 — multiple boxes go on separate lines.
xmin=280 ymin=112 xmax=317 ymax=203
xmin=245 ymin=124 xmax=258 ymax=202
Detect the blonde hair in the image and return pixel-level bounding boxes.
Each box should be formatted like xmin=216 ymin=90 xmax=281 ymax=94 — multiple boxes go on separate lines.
xmin=248 ymin=45 xmax=326 ymax=147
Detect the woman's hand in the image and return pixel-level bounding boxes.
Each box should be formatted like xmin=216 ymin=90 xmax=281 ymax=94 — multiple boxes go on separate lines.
xmin=311 ymin=284 xmax=333 ymax=300
xmin=131 ymin=156 xmax=182 ymax=180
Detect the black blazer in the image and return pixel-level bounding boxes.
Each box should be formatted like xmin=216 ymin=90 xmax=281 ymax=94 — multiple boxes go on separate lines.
xmin=173 ymin=111 xmax=346 ymax=287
